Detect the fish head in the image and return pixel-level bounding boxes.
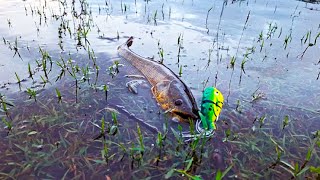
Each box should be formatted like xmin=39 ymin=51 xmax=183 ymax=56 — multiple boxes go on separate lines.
xmin=164 ymin=80 xmax=199 ymax=122
xmin=199 ymin=87 xmax=224 ymax=130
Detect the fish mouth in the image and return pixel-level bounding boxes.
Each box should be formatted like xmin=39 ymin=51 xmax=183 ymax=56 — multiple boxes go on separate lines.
xmin=171 ymin=109 xmax=199 ymax=121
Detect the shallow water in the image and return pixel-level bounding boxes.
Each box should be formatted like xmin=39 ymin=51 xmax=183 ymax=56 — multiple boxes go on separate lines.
xmin=0 ymin=0 xmax=319 ymax=179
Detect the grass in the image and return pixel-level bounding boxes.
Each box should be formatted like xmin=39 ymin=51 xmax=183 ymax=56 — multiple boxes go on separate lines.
xmin=1 ymin=81 xmax=320 ymax=179
xmin=15 ymin=72 xmax=22 ymax=91
xmin=205 ymin=7 xmax=213 ymax=34
xmin=26 ymin=88 xmax=37 ymax=102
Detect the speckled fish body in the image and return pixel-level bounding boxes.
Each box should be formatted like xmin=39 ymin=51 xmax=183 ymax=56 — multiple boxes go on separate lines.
xmin=118 ymin=37 xmax=199 ymax=122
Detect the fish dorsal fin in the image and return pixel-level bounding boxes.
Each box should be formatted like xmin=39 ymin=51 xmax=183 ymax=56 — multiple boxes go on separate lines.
xmin=146 ymin=56 xmax=154 ymax=61
xmin=146 ymin=56 xmax=164 ymax=64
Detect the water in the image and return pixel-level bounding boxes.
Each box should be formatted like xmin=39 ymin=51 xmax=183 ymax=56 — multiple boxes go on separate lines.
xmin=0 ymin=0 xmax=319 ymax=179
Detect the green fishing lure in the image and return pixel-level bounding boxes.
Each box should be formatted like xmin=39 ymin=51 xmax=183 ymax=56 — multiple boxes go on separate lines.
xmin=199 ymin=87 xmax=224 ymax=130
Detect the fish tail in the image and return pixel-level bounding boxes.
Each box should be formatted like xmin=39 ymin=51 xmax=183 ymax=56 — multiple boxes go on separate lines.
xmin=126 ymin=36 xmax=134 ymax=47
xmin=117 ymin=36 xmax=134 ymax=50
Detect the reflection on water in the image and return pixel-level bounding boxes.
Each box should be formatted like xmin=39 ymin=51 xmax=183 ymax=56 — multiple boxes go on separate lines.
xmin=0 ymin=0 xmax=319 ymax=179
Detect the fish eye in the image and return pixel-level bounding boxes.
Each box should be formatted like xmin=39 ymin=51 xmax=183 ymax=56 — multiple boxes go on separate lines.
xmin=174 ymin=99 xmax=183 ymax=106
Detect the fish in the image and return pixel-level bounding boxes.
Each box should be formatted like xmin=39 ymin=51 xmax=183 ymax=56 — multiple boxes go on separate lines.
xmin=117 ymin=37 xmax=199 ymax=122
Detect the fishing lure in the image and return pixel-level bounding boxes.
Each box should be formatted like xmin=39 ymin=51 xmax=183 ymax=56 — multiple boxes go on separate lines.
xmin=198 ymin=87 xmax=224 ymax=130
xmin=181 ymin=86 xmax=224 ymax=141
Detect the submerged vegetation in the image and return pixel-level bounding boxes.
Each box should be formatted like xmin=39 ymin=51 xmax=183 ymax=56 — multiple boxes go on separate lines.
xmin=0 ymin=0 xmax=319 ymax=179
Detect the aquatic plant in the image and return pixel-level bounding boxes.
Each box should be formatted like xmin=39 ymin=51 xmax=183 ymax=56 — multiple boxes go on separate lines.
xmin=15 ymin=72 xmax=22 ymax=91
xmin=26 ymin=88 xmax=37 ymax=102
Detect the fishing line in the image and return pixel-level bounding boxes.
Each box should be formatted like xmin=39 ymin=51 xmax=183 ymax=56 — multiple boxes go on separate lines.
xmin=181 ymin=119 xmax=214 ymax=142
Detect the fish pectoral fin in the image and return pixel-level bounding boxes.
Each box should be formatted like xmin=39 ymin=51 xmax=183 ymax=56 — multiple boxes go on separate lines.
xmin=126 ymin=80 xmax=146 ymax=94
